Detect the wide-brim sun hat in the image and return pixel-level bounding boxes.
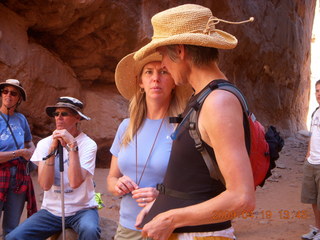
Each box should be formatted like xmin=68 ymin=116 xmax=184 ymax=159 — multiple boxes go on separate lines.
xmin=45 ymin=96 xmax=91 ymax=120
xmin=115 ymin=52 xmax=193 ymax=101
xmin=0 ymin=79 xmax=27 ymax=101
xmin=134 ymin=4 xmax=253 ymax=61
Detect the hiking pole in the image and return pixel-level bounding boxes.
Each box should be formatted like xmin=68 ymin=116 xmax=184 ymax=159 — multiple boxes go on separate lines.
xmin=58 ymin=142 xmax=66 ymax=240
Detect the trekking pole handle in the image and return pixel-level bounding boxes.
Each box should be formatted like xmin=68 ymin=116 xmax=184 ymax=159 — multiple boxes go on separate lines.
xmin=58 ymin=142 xmax=64 ymax=172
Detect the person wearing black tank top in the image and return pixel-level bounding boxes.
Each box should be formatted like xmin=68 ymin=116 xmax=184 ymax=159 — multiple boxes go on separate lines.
xmin=134 ymin=4 xmax=255 ymax=240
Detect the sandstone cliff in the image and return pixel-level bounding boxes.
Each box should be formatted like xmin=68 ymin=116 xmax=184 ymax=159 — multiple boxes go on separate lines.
xmin=0 ymin=0 xmax=316 ymax=167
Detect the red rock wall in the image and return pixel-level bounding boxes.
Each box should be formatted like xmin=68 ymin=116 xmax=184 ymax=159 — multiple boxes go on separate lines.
xmin=0 ymin=0 xmax=316 ymax=167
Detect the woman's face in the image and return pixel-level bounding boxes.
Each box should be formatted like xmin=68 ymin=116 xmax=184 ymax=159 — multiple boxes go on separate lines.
xmin=1 ymin=85 xmax=21 ymax=109
xmin=139 ymin=61 xmax=175 ymax=102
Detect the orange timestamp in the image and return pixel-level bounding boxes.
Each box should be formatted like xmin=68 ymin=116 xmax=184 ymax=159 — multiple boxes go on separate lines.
xmin=212 ymin=209 xmax=309 ymax=220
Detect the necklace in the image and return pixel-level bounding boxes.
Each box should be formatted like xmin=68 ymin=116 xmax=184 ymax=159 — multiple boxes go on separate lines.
xmin=135 ymin=117 xmax=166 ymax=186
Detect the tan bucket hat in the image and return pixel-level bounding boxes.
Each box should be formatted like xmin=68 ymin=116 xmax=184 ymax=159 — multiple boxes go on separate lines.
xmin=0 ymin=79 xmax=27 ymax=101
xmin=134 ymin=4 xmax=253 ymax=60
xmin=115 ymin=52 xmax=192 ymax=101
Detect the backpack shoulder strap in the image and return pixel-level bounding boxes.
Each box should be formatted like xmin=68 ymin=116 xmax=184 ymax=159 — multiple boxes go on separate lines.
xmin=188 ymin=80 xmax=249 ymax=185
xmin=311 ymin=106 xmax=319 ymax=119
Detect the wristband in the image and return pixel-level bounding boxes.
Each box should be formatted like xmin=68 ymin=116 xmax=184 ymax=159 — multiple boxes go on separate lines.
xmin=45 ymin=161 xmax=54 ymax=166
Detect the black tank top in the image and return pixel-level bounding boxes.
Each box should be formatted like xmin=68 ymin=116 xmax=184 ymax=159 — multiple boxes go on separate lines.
xmin=140 ymin=85 xmax=231 ymax=232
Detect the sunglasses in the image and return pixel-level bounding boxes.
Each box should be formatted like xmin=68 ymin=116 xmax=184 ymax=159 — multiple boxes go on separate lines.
xmin=52 ymin=111 xmax=71 ymax=117
xmin=1 ymin=89 xmax=19 ymax=97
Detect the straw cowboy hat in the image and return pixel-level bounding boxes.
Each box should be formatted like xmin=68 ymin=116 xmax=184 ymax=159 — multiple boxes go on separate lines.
xmin=115 ymin=52 xmax=192 ymax=100
xmin=134 ymin=4 xmax=253 ymax=60
xmin=0 ymin=79 xmax=27 ymax=101
xmin=46 ymin=96 xmax=91 ymax=120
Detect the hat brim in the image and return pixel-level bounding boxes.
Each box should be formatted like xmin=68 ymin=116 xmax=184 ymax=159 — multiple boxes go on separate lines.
xmin=115 ymin=52 xmax=162 ymax=100
xmin=134 ymin=30 xmax=237 ymax=61
xmin=0 ymin=83 xmax=27 ymax=101
xmin=45 ymin=105 xmax=91 ymax=121
xmin=115 ymin=52 xmax=193 ymax=101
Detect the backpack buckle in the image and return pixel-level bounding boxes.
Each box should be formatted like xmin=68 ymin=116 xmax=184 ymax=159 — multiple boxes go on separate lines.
xmin=195 ymin=142 xmax=204 ymax=152
xmin=156 ymin=183 xmax=165 ymax=194
xmin=189 ymin=122 xmax=196 ymax=130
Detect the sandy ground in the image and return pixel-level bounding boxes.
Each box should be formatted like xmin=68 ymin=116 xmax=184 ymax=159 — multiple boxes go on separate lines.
xmin=19 ymin=134 xmax=313 ymax=240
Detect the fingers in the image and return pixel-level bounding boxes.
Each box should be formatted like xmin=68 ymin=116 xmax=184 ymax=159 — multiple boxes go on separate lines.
xmin=137 ymin=198 xmax=150 ymax=207
xmin=135 ymin=200 xmax=155 ymax=230
xmin=52 ymin=130 xmax=73 ymax=146
xmin=132 ymin=187 xmax=159 ymax=206
xmin=23 ymin=149 xmax=33 ymax=160
xmin=115 ymin=176 xmax=138 ymax=195
xmin=135 ymin=207 xmax=147 ymax=230
xmin=139 ymin=211 xmax=175 ymax=240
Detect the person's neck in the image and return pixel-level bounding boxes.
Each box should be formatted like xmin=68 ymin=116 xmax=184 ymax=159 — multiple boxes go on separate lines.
xmin=67 ymin=127 xmax=81 ymax=138
xmin=146 ymin=99 xmax=170 ymax=120
xmin=0 ymin=105 xmax=15 ymax=116
xmin=188 ymin=62 xmax=227 ymax=94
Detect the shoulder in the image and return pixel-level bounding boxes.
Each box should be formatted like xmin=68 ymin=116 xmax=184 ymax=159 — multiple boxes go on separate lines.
xmin=34 ymin=136 xmax=52 ymax=149
xmin=312 ymin=107 xmax=320 ymax=118
xmin=198 ymin=88 xmax=244 ymax=141
xmin=118 ymin=118 xmax=130 ymax=129
xmin=13 ymin=112 xmax=28 ymax=122
xmin=202 ymin=89 xmax=242 ymax=115
xmin=115 ymin=118 xmax=130 ymax=136
xmin=77 ymin=132 xmax=97 ymax=148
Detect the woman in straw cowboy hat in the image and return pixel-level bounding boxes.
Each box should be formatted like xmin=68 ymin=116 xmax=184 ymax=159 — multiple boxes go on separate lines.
xmin=134 ymin=4 xmax=255 ymax=240
xmin=0 ymin=79 xmax=37 ymax=237
xmin=107 ymin=52 xmax=191 ymax=240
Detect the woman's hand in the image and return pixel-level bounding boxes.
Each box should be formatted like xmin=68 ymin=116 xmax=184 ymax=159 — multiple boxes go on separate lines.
xmin=132 ymin=187 xmax=159 ymax=207
xmin=115 ymin=176 xmax=138 ymax=196
xmin=18 ymin=148 xmax=33 ymax=160
xmin=135 ymin=200 xmax=155 ymax=230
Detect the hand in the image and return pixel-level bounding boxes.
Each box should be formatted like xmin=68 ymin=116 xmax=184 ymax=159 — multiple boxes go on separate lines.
xmin=132 ymin=187 xmax=159 ymax=207
xmin=135 ymin=200 xmax=155 ymax=230
xmin=18 ymin=148 xmax=33 ymax=160
xmin=52 ymin=129 xmax=75 ymax=147
xmin=140 ymin=210 xmax=175 ymax=240
xmin=115 ymin=176 xmax=138 ymax=195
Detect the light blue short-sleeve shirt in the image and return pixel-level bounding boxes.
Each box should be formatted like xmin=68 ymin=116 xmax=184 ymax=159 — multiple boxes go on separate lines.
xmin=110 ymin=118 xmax=174 ymax=230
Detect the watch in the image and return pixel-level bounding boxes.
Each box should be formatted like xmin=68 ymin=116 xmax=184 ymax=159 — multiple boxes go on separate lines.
xmin=66 ymin=142 xmax=79 ymax=152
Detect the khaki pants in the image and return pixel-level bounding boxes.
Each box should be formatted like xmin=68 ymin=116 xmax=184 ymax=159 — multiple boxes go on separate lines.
xmin=115 ymin=224 xmax=233 ymax=240
xmin=168 ymin=234 xmax=233 ymax=240
xmin=114 ymin=224 xmax=152 ymax=240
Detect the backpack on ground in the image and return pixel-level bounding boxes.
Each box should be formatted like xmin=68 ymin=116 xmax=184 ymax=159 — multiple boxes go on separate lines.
xmin=184 ymin=79 xmax=284 ymax=188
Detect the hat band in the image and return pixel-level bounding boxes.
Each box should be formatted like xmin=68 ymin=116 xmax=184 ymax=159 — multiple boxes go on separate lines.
xmin=204 ymin=16 xmax=254 ymax=34
xmin=152 ymin=16 xmax=254 ymax=40
xmin=55 ymin=102 xmax=82 ymax=112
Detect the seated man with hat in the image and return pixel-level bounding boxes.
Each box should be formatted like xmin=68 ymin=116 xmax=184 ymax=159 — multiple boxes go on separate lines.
xmin=6 ymin=96 xmax=101 ymax=240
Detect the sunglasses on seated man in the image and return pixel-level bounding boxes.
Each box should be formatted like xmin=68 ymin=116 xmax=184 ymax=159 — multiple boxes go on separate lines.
xmin=1 ymin=89 xmax=19 ymax=97
xmin=52 ymin=111 xmax=73 ymax=117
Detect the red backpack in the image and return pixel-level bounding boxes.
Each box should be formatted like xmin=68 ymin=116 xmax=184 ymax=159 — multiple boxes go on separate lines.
xmin=177 ymin=79 xmax=284 ymax=188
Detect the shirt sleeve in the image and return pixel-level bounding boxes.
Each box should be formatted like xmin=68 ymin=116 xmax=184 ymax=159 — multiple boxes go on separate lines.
xmin=78 ymin=137 xmax=97 ymax=176
xmin=110 ymin=119 xmax=129 ymax=157
xmin=31 ymin=137 xmax=51 ymax=164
